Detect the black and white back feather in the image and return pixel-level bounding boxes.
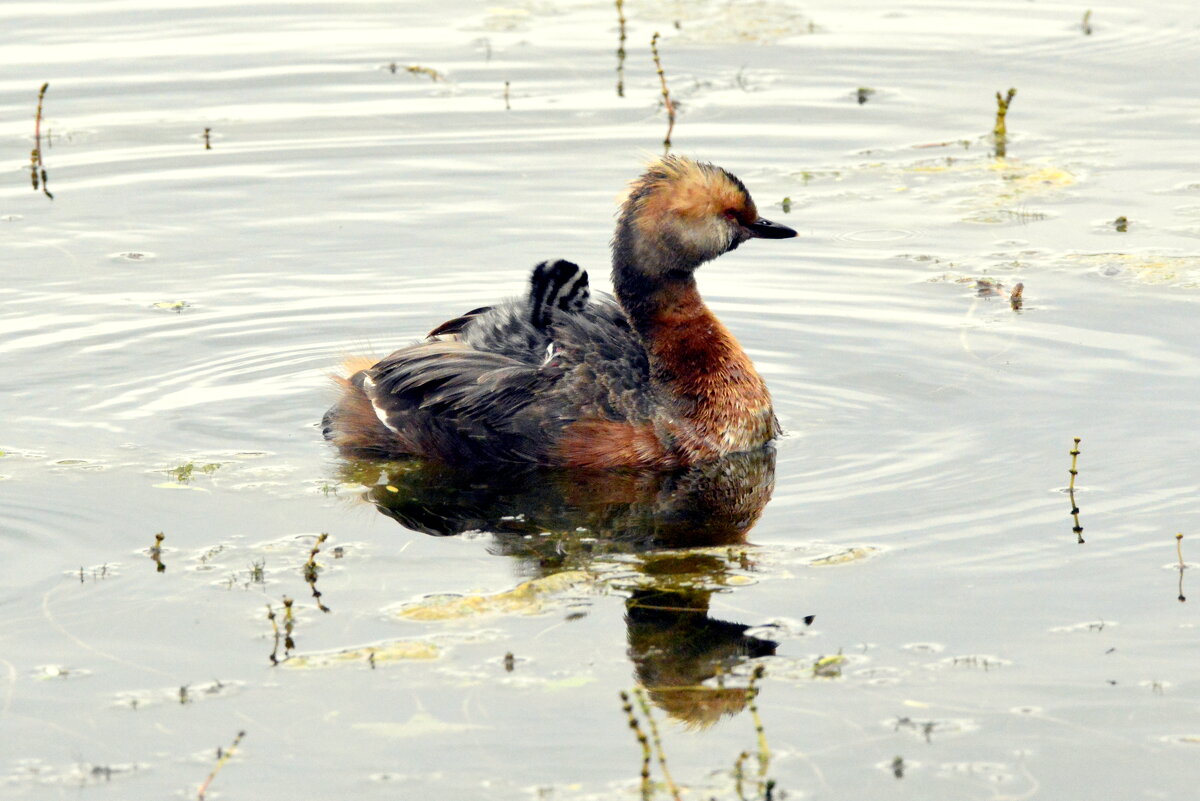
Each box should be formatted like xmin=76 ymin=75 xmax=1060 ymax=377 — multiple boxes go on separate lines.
xmin=326 ymin=260 xmax=658 ymax=463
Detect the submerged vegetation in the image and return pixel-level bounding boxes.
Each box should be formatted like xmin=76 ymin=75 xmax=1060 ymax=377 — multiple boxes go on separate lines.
xmin=166 ymin=461 xmax=222 ymax=484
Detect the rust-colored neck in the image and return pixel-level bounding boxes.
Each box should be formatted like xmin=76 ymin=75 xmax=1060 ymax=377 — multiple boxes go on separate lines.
xmin=617 ymin=272 xmax=776 ymax=456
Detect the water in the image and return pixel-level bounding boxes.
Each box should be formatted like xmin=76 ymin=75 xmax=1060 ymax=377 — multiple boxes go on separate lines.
xmin=2 ymin=0 xmax=1198 ymax=798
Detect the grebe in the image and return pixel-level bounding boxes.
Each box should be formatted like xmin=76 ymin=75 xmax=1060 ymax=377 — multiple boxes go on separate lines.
xmin=324 ymin=156 xmax=796 ymax=468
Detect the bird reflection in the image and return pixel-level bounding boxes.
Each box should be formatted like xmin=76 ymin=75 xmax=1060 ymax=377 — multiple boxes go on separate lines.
xmin=340 ymin=447 xmax=779 ymax=726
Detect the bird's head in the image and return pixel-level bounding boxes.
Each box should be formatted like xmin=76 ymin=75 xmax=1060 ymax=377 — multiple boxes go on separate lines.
xmin=615 ymin=155 xmax=796 ymax=276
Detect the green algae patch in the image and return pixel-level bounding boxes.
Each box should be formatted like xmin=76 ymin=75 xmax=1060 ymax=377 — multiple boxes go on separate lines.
xmin=284 ymin=640 xmax=441 ymax=669
xmin=1066 ymin=253 xmax=1200 ymax=288
xmin=395 ymin=570 xmax=592 ymax=621
xmin=353 ymin=712 xmax=486 ymax=738
xmin=807 ymin=546 xmax=880 ymax=566
xmin=898 ymin=156 xmax=1076 ymax=224
xmin=644 ymin=0 xmax=814 ymax=43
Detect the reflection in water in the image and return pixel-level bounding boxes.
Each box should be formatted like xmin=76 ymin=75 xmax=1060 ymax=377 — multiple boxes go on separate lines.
xmin=626 ymin=584 xmax=776 ymax=727
xmin=342 ymin=448 xmax=780 ymax=725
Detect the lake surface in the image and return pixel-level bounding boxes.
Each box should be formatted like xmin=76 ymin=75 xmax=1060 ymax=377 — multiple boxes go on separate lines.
xmin=2 ymin=1 xmax=1198 ymax=798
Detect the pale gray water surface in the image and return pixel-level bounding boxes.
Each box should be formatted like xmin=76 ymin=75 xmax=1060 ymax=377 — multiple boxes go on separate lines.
xmin=2 ymin=1 xmax=1199 ymax=799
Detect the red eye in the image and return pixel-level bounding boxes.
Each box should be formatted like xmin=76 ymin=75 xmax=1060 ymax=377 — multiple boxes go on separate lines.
xmin=723 ymin=208 xmax=739 ymax=220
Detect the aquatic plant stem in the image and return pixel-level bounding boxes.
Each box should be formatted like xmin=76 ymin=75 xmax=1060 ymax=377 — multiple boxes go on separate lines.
xmin=1068 ymin=437 xmax=1080 ymax=491
xmin=634 ymin=687 xmax=682 ymax=801
xmin=619 ymin=691 xmax=653 ymax=800
xmin=1177 ymin=533 xmax=1187 ymax=603
xmin=266 ymin=604 xmax=281 ymax=665
xmin=615 ymin=0 xmax=627 ymax=97
xmin=304 ymin=533 xmax=330 ymax=613
xmin=31 ymin=83 xmax=52 ymax=199
xmin=733 ymin=750 xmax=750 ymax=800
xmin=149 ymin=532 xmax=166 ymax=573
xmin=1069 ymin=438 xmax=1083 ymax=544
xmin=747 ymin=665 xmax=771 ymax=792
xmin=35 ymin=83 xmax=47 ymax=141
xmin=197 ymin=730 xmax=245 ymax=800
xmin=993 ymin=87 xmax=1016 ymax=159
xmin=650 ymin=33 xmax=675 ymax=152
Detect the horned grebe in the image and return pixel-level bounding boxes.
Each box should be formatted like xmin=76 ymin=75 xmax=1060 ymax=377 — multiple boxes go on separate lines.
xmin=324 ymin=156 xmax=796 ymax=468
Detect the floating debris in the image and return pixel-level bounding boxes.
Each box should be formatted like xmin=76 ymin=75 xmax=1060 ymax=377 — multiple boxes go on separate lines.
xmin=1009 ymin=282 xmax=1024 ymax=311
xmin=1113 ymin=215 xmax=1128 ymax=232
xmin=856 ymin=87 xmax=875 ymax=105
xmin=812 ymin=652 xmax=845 ymax=678
xmin=151 ymin=300 xmax=191 ymax=313
xmin=389 ymin=63 xmax=444 ymax=81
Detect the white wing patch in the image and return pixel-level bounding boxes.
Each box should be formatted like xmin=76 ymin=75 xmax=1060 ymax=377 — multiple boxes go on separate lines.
xmin=362 ymin=375 xmax=403 ymax=435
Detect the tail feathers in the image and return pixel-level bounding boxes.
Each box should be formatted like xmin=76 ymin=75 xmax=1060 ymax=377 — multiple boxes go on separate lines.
xmin=529 ymin=260 xmax=589 ymax=329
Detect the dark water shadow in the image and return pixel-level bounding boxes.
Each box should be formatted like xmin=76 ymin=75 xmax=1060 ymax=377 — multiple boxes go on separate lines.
xmin=339 ymin=448 xmax=780 ymax=727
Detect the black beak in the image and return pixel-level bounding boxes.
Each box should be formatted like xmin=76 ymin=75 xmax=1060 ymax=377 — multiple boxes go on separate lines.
xmin=744 ymin=217 xmax=797 ymax=239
